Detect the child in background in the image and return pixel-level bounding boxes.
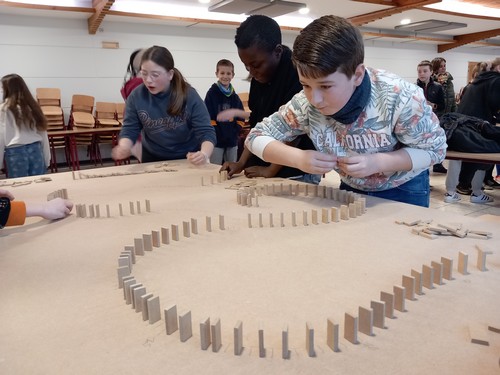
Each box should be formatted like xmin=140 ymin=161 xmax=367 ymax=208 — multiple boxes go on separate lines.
xmin=0 ymin=189 xmax=73 ymax=228
xmin=431 ymin=57 xmax=456 ymax=116
xmin=0 ymin=74 xmax=50 ymax=178
xmin=204 ymin=59 xmax=245 ymax=165
xmin=120 ymin=48 xmax=145 ymax=161
xmin=112 ymin=45 xmax=216 ymax=165
xmin=444 ymin=57 xmax=500 ymax=204
xmin=121 ymin=49 xmax=146 ymax=100
xmin=430 ymin=56 xmax=455 ymax=174
xmin=219 ymin=15 xmax=319 ymax=183
xmin=245 ymin=15 xmax=447 ymax=207
xmin=416 ymin=60 xmax=445 ymax=116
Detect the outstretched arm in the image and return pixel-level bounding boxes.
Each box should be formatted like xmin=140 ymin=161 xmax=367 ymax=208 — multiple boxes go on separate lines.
xmin=26 ymin=198 xmax=74 ymax=221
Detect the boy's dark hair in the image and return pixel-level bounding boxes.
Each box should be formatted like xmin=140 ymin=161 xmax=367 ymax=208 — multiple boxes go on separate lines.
xmin=418 ymin=60 xmax=432 ymax=69
xmin=216 ymin=59 xmax=234 ymax=72
xmin=235 ymin=15 xmax=281 ymax=53
xmin=293 ymin=15 xmax=364 ymax=79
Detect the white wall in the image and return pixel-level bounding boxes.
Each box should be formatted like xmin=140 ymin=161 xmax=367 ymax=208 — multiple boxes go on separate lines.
xmin=1 ymin=13 xmax=498 ymax=117
xmin=1 ymin=13 xmax=497 ymax=165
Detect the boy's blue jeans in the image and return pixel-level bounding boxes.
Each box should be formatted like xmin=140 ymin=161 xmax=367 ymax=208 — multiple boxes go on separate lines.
xmin=5 ymin=142 xmax=46 ymax=178
xmin=339 ymin=170 xmax=430 ymax=207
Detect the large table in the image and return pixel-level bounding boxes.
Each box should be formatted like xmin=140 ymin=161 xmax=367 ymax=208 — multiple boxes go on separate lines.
xmin=47 ymin=127 xmax=123 ymax=172
xmin=1 ymin=160 xmax=499 ymax=374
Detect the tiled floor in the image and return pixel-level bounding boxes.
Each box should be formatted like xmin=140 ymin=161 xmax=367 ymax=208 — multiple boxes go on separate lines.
xmin=322 ymin=160 xmax=500 ymax=218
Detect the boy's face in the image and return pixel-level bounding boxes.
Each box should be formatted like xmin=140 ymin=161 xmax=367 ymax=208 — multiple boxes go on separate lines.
xmin=238 ymin=44 xmax=281 ymax=84
xmin=216 ymin=66 xmax=234 ymax=88
xmin=298 ymin=64 xmax=365 ymax=116
xmin=417 ymin=66 xmax=432 ymax=83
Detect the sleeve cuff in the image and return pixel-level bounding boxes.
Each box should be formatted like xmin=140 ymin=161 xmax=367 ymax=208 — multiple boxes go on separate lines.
xmin=6 ymin=201 xmax=26 ymax=227
xmin=248 ymin=136 xmax=276 ymax=160
xmin=403 ymin=148 xmax=432 ymax=170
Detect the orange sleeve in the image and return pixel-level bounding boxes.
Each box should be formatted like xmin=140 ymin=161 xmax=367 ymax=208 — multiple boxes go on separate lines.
xmin=6 ymin=201 xmax=26 ymax=227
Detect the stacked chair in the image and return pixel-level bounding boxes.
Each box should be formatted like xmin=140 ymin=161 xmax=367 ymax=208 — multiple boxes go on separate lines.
xmin=36 ymin=88 xmax=68 ymax=172
xmin=94 ymin=101 xmax=121 ymax=148
xmin=116 ymin=102 xmax=125 ymax=125
xmin=68 ymin=94 xmax=100 ymax=166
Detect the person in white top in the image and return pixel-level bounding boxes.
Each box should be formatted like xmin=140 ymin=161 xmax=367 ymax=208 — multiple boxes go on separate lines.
xmin=0 ymin=74 xmax=50 ymax=178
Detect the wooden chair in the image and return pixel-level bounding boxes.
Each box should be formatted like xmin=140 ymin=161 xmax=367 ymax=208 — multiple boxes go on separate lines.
xmin=238 ymin=92 xmax=249 ymax=113
xmin=116 ymin=102 xmax=125 ymax=125
xmin=36 ymin=88 xmax=68 ymax=172
xmin=95 ymin=102 xmax=120 ymax=146
xmin=68 ymin=94 xmax=100 ymax=165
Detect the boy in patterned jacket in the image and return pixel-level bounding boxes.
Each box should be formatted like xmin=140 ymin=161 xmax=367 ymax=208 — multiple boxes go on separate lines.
xmin=245 ymin=15 xmax=447 ymax=207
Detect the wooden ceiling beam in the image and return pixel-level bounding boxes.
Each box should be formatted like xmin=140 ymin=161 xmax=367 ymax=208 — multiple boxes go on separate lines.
xmin=88 ymin=0 xmax=115 ymax=35
xmin=348 ymin=0 xmax=441 ymax=26
xmin=438 ymin=28 xmax=500 ymax=52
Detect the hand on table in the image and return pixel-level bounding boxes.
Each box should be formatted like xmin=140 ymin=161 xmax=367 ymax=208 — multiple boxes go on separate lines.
xmin=243 ymin=166 xmax=278 ymax=179
xmin=220 ymin=161 xmax=244 ymax=179
xmin=187 ymin=151 xmax=209 ymax=166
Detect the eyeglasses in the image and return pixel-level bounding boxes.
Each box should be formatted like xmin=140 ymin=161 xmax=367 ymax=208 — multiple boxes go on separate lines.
xmin=139 ymin=70 xmax=165 ymax=81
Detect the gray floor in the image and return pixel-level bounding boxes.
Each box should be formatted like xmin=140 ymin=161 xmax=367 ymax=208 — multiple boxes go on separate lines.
xmin=322 ymin=160 xmax=500 ymax=218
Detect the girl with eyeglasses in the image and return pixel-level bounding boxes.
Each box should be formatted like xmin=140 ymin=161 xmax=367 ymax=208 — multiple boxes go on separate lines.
xmin=112 ymin=45 xmax=216 ymax=165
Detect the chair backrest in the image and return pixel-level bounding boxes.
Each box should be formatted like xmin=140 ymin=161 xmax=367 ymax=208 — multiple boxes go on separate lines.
xmin=71 ymin=94 xmax=95 ymax=114
xmin=95 ymin=102 xmax=117 ymax=119
xmin=238 ymin=92 xmax=249 ymax=112
xmin=116 ymin=102 xmax=125 ymax=123
xmin=36 ymin=88 xmax=61 ymax=106
xmin=95 ymin=102 xmax=120 ymax=127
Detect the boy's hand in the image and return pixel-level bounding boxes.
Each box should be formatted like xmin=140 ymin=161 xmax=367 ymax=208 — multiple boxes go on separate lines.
xmin=297 ymin=150 xmax=337 ymax=174
xmin=337 ymin=154 xmax=378 ymax=178
xmin=244 ymin=166 xmax=277 ymax=178
xmin=217 ymin=109 xmax=236 ymax=122
xmin=220 ymin=161 xmax=243 ymax=178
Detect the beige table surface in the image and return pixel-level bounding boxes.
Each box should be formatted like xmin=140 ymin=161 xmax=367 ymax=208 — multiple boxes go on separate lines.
xmin=1 ymin=160 xmax=499 ymax=375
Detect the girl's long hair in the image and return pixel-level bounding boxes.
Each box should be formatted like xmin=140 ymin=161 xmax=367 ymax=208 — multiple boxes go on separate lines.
xmin=1 ymin=74 xmax=47 ymax=131
xmin=141 ymin=45 xmax=190 ymax=116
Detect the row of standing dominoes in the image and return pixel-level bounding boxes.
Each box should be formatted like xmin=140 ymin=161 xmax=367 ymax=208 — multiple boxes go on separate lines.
xmin=341 ymin=246 xmax=492 ymax=347
xmin=116 ymin=208 xmax=494 ymax=359
xmin=237 ymin=184 xmax=364 ymax=206
xmin=246 ymin=204 xmax=362 ymax=229
xmin=47 ymin=188 xmax=68 ymax=201
xmin=75 ymin=199 xmax=151 ymax=218
xmin=201 ymin=170 xmax=229 ymax=186
xmin=115 ymin=215 xmax=226 ymax=327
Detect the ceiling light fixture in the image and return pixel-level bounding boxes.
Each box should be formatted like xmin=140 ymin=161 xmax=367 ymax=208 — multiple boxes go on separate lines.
xmin=209 ymin=0 xmax=307 ymax=17
xmin=298 ymin=6 xmax=309 ymax=15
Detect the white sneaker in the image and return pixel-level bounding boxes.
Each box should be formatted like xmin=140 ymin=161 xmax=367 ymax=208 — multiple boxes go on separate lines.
xmin=444 ymin=192 xmax=461 ymax=203
xmin=470 ymin=193 xmax=494 ymax=204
